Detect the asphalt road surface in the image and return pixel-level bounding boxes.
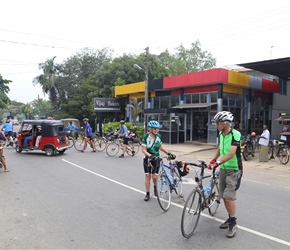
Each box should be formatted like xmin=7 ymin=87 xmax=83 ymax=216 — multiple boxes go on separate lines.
xmin=1 ymin=143 xmax=290 ymax=249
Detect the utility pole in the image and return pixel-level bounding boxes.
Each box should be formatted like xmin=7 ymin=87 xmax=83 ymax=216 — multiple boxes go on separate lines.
xmin=144 ymin=47 xmax=149 ymax=133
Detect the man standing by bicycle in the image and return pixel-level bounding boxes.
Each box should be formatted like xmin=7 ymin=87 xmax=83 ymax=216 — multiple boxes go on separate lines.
xmin=209 ymin=111 xmax=243 ymax=238
xmin=141 ymin=120 xmax=172 ymax=201
xmin=258 ymin=124 xmax=270 ymax=162
xmin=81 ymin=118 xmax=96 ymax=152
xmin=118 ymin=120 xmax=135 ymax=158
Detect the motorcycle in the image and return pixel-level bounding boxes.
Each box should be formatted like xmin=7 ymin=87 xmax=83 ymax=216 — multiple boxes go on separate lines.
xmin=241 ymin=132 xmax=256 ymax=161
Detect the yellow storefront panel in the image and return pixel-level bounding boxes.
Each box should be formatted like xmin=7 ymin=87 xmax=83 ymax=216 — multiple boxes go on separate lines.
xmin=115 ymin=81 xmax=145 ymax=97
xmin=228 ymin=70 xmax=249 ymax=87
xmin=224 ymin=84 xmax=243 ymax=94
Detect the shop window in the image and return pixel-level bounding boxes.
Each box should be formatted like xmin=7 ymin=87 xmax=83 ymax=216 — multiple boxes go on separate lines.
xmin=279 ymin=79 xmax=287 ymax=95
xmin=160 ymin=96 xmax=169 ymax=109
xmin=192 ymin=94 xmax=199 ymax=103
xmin=153 ymin=96 xmax=160 ymax=109
xmin=223 ymin=93 xmax=229 ymax=106
xmin=210 ymin=92 xmax=217 ymax=103
xmin=171 ymin=95 xmax=179 ymax=106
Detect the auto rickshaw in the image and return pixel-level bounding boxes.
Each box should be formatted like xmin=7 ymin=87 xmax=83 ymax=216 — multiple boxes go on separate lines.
xmin=16 ymin=120 xmax=69 ymax=156
xmin=61 ymin=118 xmax=81 ymax=139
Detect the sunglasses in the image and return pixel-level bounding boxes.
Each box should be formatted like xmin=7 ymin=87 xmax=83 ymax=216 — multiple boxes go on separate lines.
xmin=152 ymin=128 xmax=159 ymax=130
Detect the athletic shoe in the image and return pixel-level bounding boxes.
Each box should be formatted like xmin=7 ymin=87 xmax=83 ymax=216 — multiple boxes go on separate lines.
xmin=119 ymin=154 xmax=124 ymax=158
xmin=226 ymin=223 xmax=237 ymax=238
xmin=144 ymin=193 xmax=150 ymax=201
xmin=220 ymin=218 xmax=230 ymax=229
xmin=132 ymin=151 xmax=135 ymax=157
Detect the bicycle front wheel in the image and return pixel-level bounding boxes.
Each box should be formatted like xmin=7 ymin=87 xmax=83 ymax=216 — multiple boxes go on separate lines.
xmin=74 ymin=139 xmax=84 ymax=151
xmin=106 ymin=141 xmax=120 ymax=157
xmin=278 ymin=146 xmax=289 ymax=165
xmin=95 ymin=137 xmax=107 ymax=152
xmin=156 ymin=171 xmax=171 ymax=212
xmin=181 ymin=188 xmax=202 ymax=238
xmin=208 ymin=180 xmax=220 ymax=216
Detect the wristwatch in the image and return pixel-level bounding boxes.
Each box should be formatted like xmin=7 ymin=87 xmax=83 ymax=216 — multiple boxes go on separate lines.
xmin=216 ymin=160 xmax=221 ymax=166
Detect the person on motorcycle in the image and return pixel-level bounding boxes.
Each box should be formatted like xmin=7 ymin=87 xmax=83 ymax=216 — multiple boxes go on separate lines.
xmin=1 ymin=119 xmax=13 ymax=146
xmin=0 ymin=145 xmax=10 ymax=172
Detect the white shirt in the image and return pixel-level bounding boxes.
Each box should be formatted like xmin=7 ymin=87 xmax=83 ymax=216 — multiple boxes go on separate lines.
xmin=259 ymin=129 xmax=270 ymax=146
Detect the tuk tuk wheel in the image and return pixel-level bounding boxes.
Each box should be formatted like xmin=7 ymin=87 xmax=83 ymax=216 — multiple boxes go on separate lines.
xmin=15 ymin=145 xmax=22 ymax=153
xmin=44 ymin=147 xmax=55 ymax=156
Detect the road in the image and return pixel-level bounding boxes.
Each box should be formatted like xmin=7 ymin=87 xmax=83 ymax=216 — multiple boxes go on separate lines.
xmin=0 ymin=143 xmax=290 ymax=249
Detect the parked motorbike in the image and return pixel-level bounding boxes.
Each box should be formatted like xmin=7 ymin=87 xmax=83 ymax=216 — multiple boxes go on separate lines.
xmin=241 ymin=132 xmax=256 ymax=161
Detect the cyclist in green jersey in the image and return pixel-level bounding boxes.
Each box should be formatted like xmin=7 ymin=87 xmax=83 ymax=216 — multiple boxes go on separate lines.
xmin=209 ymin=111 xmax=243 ymax=238
xmin=141 ymin=120 xmax=171 ymax=201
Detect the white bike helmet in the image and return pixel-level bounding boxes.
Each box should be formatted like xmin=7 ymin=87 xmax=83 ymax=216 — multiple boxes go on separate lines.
xmin=213 ymin=111 xmax=234 ymax=122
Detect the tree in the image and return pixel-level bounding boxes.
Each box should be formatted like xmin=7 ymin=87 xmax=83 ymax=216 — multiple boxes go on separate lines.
xmin=33 ymin=56 xmax=60 ymax=108
xmin=0 ymin=74 xmax=11 ymax=109
xmin=127 ymin=98 xmax=142 ymax=125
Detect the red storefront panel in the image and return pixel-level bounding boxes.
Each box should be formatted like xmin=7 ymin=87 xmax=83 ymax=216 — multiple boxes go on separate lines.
xmin=164 ymin=68 xmax=228 ymax=89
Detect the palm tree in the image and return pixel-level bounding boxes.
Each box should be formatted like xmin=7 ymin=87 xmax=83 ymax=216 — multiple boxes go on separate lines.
xmin=127 ymin=98 xmax=142 ymax=125
xmin=33 ymin=56 xmax=60 ymax=108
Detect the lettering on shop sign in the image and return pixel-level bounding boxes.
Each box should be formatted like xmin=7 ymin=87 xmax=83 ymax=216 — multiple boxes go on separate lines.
xmin=94 ymin=98 xmax=120 ymax=111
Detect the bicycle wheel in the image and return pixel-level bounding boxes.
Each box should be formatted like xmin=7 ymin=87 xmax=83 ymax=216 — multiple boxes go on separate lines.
xmin=156 ymin=171 xmax=171 ymax=212
xmin=74 ymin=139 xmax=84 ymax=151
xmin=181 ymin=188 xmax=202 ymax=238
xmin=173 ymin=172 xmax=183 ymax=197
xmin=242 ymin=146 xmax=249 ymax=161
xmin=126 ymin=141 xmax=139 ymax=156
xmin=106 ymin=141 xmax=120 ymax=157
xmin=95 ymin=137 xmax=107 ymax=152
xmin=278 ymin=146 xmax=289 ymax=165
xmin=268 ymin=142 xmax=274 ymax=160
xmin=68 ymin=137 xmax=75 ymax=148
xmin=208 ymin=180 xmax=220 ymax=216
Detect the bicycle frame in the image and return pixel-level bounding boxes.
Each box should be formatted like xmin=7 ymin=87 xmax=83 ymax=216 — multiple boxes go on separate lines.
xmin=160 ymin=156 xmax=183 ymax=196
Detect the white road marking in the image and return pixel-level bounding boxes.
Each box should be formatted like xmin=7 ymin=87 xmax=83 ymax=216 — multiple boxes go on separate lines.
xmin=62 ymin=158 xmax=290 ymax=247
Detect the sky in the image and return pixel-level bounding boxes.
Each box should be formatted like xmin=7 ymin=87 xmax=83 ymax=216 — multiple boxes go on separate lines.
xmin=1 ymin=0 xmax=290 ymax=103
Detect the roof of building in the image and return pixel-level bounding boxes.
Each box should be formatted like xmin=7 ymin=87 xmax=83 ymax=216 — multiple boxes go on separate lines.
xmin=237 ymin=57 xmax=290 ymax=80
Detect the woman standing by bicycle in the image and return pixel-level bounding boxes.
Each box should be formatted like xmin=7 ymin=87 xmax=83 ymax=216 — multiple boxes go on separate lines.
xmin=141 ymin=120 xmax=172 ymax=201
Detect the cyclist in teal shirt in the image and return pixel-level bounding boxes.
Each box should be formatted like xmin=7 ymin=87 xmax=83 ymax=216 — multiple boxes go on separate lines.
xmin=209 ymin=111 xmax=243 ymax=238
xmin=141 ymin=120 xmax=171 ymax=201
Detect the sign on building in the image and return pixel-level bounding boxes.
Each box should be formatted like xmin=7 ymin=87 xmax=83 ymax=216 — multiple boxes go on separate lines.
xmin=94 ymin=98 xmax=120 ymax=112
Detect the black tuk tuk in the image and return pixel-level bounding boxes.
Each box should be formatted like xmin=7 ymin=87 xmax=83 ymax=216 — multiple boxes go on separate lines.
xmin=16 ymin=120 xmax=69 ymax=156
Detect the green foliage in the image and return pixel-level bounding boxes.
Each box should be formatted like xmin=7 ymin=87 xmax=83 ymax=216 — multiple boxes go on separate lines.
xmin=0 ymin=74 xmax=11 ymax=109
xmin=102 ymin=122 xmax=144 ymax=137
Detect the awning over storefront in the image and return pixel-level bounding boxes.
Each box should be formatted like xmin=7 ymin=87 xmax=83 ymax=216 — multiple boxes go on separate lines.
xmin=172 ymin=102 xmax=217 ymax=109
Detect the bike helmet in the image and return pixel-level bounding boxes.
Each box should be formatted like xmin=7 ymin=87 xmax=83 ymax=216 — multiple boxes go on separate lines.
xmin=213 ymin=111 xmax=234 ymax=122
xmin=119 ymin=120 xmax=125 ymax=124
xmin=148 ymin=120 xmax=160 ymax=129
xmin=83 ymin=118 xmax=89 ymax=122
xmin=250 ymin=132 xmax=256 ymax=137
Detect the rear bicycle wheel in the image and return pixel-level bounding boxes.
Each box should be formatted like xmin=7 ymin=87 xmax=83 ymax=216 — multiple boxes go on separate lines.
xmin=181 ymin=188 xmax=202 ymax=238
xmin=74 ymin=139 xmax=84 ymax=151
xmin=156 ymin=171 xmax=171 ymax=212
xmin=126 ymin=141 xmax=139 ymax=156
xmin=95 ymin=137 xmax=107 ymax=152
xmin=208 ymin=180 xmax=220 ymax=216
xmin=68 ymin=137 xmax=75 ymax=148
xmin=106 ymin=141 xmax=120 ymax=157
xmin=278 ymin=146 xmax=289 ymax=165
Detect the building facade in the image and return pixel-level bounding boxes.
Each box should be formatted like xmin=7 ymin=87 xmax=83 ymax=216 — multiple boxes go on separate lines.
xmin=115 ymin=67 xmax=284 ymax=144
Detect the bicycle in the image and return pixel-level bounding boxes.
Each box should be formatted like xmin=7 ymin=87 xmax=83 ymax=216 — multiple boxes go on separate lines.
xmin=268 ymin=139 xmax=290 ymax=165
xmin=93 ymin=133 xmax=108 ymax=152
xmin=74 ymin=132 xmax=98 ymax=152
xmin=155 ymin=154 xmax=189 ymax=212
xmin=106 ymin=135 xmax=138 ymax=157
xmin=181 ymin=160 xmax=220 ymax=238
